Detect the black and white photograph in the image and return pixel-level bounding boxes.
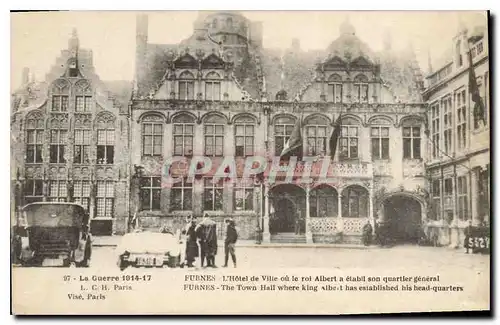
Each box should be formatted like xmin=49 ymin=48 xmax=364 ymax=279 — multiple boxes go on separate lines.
xmin=10 ymin=10 xmax=490 ymax=315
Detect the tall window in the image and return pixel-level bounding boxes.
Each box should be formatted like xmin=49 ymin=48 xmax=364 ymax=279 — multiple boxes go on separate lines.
xmin=50 ymin=129 xmax=67 ymax=163
xmin=371 ymin=126 xmax=389 ymax=160
xmin=74 ymin=180 xmax=90 ymax=211
xmin=26 ymin=118 xmax=44 ymax=163
xmin=97 ymin=129 xmax=114 ymax=164
xmin=234 ymin=116 xmax=255 ymax=157
xmin=444 ymin=178 xmax=453 ymax=209
xmin=96 ymin=181 xmax=114 ymax=217
xmin=310 ymin=185 xmax=338 ymax=218
xmin=457 ymin=175 xmax=468 ymax=221
xmin=51 ymin=95 xmax=69 ymax=112
xmin=403 ymin=126 xmax=421 ymax=159
xmin=74 ymin=129 xmax=91 ymax=164
xmin=306 ymin=116 xmax=328 ymax=156
xmin=234 ymin=178 xmax=253 ymax=211
xmin=205 ymin=72 xmax=221 ymax=101
xmin=342 ymin=186 xmax=368 ymax=218
xmin=142 ymin=118 xmax=163 ymax=157
xmin=431 ymin=180 xmax=441 ymax=220
xmin=140 ymin=177 xmax=161 ymax=211
xmin=24 ymin=179 xmax=44 ymax=204
xmin=327 ymin=74 xmax=343 ymax=103
xmin=178 ymin=71 xmax=195 ymax=100
xmin=339 ymin=126 xmax=358 ymax=160
xmin=173 ymin=114 xmax=195 ymax=156
xmin=431 ymin=103 xmax=440 ymax=158
xmin=171 ymin=178 xmax=192 ymax=211
xmin=353 ymin=74 xmax=369 ymax=103
xmin=274 ymin=116 xmax=295 ymax=156
xmin=204 ymin=178 xmax=223 ymax=211
xmin=204 ymin=115 xmax=225 ymax=157
xmin=442 ymin=96 xmax=452 ymax=154
xmin=49 ymin=180 xmax=67 ymax=202
xmin=75 ymin=96 xmax=92 ymax=112
xmin=456 ymin=89 xmax=467 ymax=150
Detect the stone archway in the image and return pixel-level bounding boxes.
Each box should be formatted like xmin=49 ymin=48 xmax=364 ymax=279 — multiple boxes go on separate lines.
xmin=269 ymin=184 xmax=305 ymax=234
xmin=381 ymin=194 xmax=423 ymax=244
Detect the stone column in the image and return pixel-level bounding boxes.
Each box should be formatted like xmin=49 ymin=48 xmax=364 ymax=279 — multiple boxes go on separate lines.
xmin=305 ymin=186 xmax=313 ymax=243
xmin=368 ymin=184 xmax=374 ymax=228
xmin=263 ymin=183 xmax=270 ymax=243
xmin=336 ymin=190 xmax=343 ymax=232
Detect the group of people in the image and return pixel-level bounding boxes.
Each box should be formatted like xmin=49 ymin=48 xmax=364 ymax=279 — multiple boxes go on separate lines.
xmin=182 ymin=214 xmax=238 ymax=268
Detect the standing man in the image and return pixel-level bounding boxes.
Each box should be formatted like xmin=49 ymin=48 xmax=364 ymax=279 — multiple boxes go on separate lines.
xmin=223 ymin=218 xmax=238 ymax=268
xmin=196 ymin=214 xmax=218 ymax=268
xmin=184 ymin=215 xmax=199 ymax=267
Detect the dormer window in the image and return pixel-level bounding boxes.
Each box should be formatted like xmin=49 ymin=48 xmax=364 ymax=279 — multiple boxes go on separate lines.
xmin=353 ymin=74 xmax=369 ymax=103
xmin=327 ymin=74 xmax=343 ymax=103
xmin=178 ymin=71 xmax=195 ymax=101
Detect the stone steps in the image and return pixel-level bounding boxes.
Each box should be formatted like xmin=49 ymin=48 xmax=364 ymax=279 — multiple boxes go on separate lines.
xmin=271 ymin=233 xmax=307 ymax=244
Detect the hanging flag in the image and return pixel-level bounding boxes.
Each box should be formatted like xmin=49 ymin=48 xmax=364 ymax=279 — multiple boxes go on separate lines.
xmin=280 ymin=116 xmax=303 ymax=160
xmin=329 ymin=114 xmax=343 ymax=159
xmin=467 ymin=47 xmax=486 ymax=124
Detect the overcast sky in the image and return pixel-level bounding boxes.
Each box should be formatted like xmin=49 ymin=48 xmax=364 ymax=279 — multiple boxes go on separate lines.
xmin=11 ymin=11 xmax=487 ymax=89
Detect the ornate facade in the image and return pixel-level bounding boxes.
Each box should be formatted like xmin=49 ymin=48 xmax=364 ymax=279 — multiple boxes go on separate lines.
xmin=422 ymin=24 xmax=490 ymax=247
xmin=11 ymin=30 xmax=131 ymax=235
xmin=130 ymin=12 xmax=429 ymax=243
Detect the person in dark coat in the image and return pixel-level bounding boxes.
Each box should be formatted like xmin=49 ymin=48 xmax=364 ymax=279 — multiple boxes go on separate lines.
xmin=196 ymin=214 xmax=218 ymax=268
xmin=463 ymin=220 xmax=474 ymax=254
xmin=183 ymin=215 xmax=199 ymax=267
xmin=223 ymin=218 xmax=238 ymax=268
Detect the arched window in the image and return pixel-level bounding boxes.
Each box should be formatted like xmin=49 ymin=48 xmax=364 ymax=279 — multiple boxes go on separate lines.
xmin=212 ymin=18 xmax=218 ymax=29
xmin=274 ymin=115 xmax=296 ymax=156
xmin=234 ymin=115 xmax=255 ymax=157
xmin=456 ymin=40 xmax=463 ymax=67
xmin=339 ymin=117 xmax=359 ymax=160
xmin=49 ymin=127 xmax=68 ymax=164
xmin=74 ymin=80 xmax=92 ymax=112
xmin=226 ymin=17 xmax=233 ymax=29
xmin=305 ymin=115 xmax=329 ymax=156
xmin=178 ymin=71 xmax=195 ymax=101
xmin=205 ymin=72 xmax=221 ymax=101
xmin=74 ymin=127 xmax=91 ymax=164
xmin=342 ymin=185 xmax=368 ymax=218
xmin=95 ymin=112 xmax=116 ymax=164
xmin=204 ymin=114 xmax=225 ymax=157
xmin=51 ymin=79 xmax=69 ymax=112
xmin=173 ymin=114 xmax=195 ymax=156
xmin=141 ymin=114 xmax=164 ymax=157
xmin=310 ymin=185 xmax=338 ymax=218
xmin=328 ymin=74 xmax=342 ymax=103
xmin=353 ymin=74 xmax=369 ymax=103
xmin=25 ymin=113 xmax=44 ymax=163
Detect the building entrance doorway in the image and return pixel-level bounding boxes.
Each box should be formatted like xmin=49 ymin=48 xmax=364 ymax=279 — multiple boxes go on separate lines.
xmin=269 ymin=184 xmax=305 ymax=234
xmin=383 ymin=195 xmax=422 ymax=244
xmin=271 ymin=198 xmax=296 ymax=233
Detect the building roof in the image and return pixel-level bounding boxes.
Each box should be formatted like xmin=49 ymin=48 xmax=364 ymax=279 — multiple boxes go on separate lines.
xmin=134 ymin=14 xmax=426 ymax=104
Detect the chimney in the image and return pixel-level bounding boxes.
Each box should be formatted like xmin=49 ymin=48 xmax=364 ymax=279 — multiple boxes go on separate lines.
xmin=135 ymin=14 xmax=149 ymax=91
xmin=22 ymin=67 xmax=29 ymax=85
xmin=249 ymin=21 xmax=263 ymax=48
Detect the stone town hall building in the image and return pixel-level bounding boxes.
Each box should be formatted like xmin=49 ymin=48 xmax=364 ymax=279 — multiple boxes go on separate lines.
xmin=11 ymin=12 xmax=489 ymax=245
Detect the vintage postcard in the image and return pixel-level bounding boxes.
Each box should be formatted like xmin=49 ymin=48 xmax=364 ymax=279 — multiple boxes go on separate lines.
xmin=10 ymin=10 xmax=490 ymax=315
